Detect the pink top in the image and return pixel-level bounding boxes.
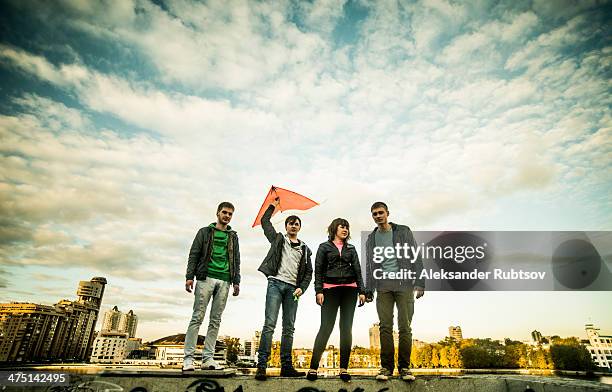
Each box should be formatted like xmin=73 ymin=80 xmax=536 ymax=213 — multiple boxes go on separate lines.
xmin=323 ymin=240 xmax=358 ymax=289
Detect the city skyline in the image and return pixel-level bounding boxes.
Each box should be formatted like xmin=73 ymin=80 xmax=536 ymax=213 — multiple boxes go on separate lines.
xmin=2 ymin=278 xmax=609 ymax=347
xmin=1 ymin=1 xmax=611 ymax=349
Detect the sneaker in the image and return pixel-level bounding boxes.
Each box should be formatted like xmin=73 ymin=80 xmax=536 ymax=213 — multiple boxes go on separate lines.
xmin=280 ymin=368 xmax=306 ymax=377
xmin=306 ymin=369 xmax=318 ymax=381
xmin=255 ymin=367 xmax=267 ymax=381
xmin=339 ymin=368 xmax=351 ymax=382
xmin=201 ymin=358 xmax=224 ymax=370
xmin=182 ymin=361 xmax=195 ymax=372
xmin=376 ymin=368 xmax=391 ymax=381
xmin=399 ymin=368 xmax=416 ymax=381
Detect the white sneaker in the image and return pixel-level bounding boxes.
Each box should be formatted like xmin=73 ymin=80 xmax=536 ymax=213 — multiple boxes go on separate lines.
xmin=400 ymin=368 xmax=416 ymax=381
xmin=201 ymin=358 xmax=224 ymax=370
xmin=182 ymin=361 xmax=195 ymax=371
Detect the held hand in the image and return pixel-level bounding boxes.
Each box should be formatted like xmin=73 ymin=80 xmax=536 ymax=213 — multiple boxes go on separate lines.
xmin=271 ymin=198 xmax=280 ymax=208
xmin=185 ymin=280 xmax=194 ymax=293
xmin=358 ymin=294 xmax=366 ymax=306
xmin=293 ymin=288 xmax=303 ymax=297
xmin=233 ymin=284 xmax=240 ymax=296
xmin=316 ymin=293 xmax=324 ymax=306
xmin=415 ymin=287 xmax=425 ymax=299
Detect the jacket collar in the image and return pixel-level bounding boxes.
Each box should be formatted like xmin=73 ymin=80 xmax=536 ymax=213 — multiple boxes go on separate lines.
xmin=371 ymin=222 xmax=397 ymax=234
xmin=209 ymin=222 xmax=234 ymax=232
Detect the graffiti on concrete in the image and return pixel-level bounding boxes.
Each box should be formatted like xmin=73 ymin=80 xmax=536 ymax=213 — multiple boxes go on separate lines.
xmin=45 ymin=379 xmax=124 ymax=392
xmin=297 ymin=387 xmax=388 ymax=392
xmin=45 ymin=377 xmax=394 ymax=392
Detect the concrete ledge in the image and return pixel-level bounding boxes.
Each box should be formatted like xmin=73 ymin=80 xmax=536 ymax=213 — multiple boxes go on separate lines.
xmin=2 ymin=374 xmax=611 ymax=392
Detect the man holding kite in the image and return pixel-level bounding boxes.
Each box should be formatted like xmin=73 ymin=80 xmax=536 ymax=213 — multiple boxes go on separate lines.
xmin=253 ymin=187 xmax=316 ymax=380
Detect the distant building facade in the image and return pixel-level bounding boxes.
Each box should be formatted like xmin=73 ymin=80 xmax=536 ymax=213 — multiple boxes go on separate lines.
xmin=449 ymin=326 xmax=463 ymax=341
xmin=102 ymin=306 xmax=122 ymax=331
xmin=244 ymin=330 xmax=260 ymax=359
xmin=90 ymin=330 xmax=128 ymax=364
xmin=369 ymin=323 xmax=398 ymax=349
xmin=0 ymin=277 xmax=107 ymax=362
xmin=146 ymin=334 xmax=227 ymax=366
xmin=119 ymin=310 xmax=138 ymax=338
xmin=102 ymin=307 xmax=138 ymax=338
xmin=584 ymin=324 xmax=612 ymax=370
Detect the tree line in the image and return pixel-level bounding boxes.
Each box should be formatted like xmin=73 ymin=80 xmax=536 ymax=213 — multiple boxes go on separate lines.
xmin=225 ymin=336 xmax=596 ymax=370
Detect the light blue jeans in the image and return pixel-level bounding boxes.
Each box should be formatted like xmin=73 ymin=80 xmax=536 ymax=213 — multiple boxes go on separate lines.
xmin=184 ymin=277 xmax=230 ymax=364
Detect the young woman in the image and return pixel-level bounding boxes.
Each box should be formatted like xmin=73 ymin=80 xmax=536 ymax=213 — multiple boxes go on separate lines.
xmin=307 ymin=218 xmax=367 ymax=382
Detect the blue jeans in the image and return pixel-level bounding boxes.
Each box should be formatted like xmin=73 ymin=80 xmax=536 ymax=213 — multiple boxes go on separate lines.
xmin=184 ymin=278 xmax=230 ymax=364
xmin=257 ymin=278 xmax=298 ymax=369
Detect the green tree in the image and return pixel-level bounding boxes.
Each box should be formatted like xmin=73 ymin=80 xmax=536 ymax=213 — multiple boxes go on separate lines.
xmin=549 ymin=337 xmax=595 ymax=371
xmin=503 ymin=339 xmax=525 ymax=368
xmin=223 ymin=337 xmax=241 ymax=364
xmin=460 ymin=339 xmax=505 ymax=368
xmin=530 ymin=348 xmax=551 ymax=369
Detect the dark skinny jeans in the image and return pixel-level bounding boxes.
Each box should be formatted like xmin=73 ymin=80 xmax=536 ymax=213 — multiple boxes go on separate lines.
xmin=309 ymin=286 xmax=358 ymax=369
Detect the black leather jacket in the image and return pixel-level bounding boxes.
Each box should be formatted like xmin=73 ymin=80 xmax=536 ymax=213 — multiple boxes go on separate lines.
xmin=257 ymin=205 xmax=313 ymax=293
xmin=185 ymin=224 xmax=241 ymax=285
xmin=314 ymin=240 xmax=366 ymax=295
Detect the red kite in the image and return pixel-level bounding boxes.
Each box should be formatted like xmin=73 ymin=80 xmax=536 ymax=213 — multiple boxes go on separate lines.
xmin=252 ymin=186 xmax=319 ymax=227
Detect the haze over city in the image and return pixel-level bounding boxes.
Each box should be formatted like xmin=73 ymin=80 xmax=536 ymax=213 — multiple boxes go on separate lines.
xmin=0 ymin=0 xmax=610 ymax=347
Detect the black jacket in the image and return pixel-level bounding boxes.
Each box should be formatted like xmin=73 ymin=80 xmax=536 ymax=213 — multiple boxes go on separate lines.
xmin=365 ymin=222 xmax=424 ymax=292
xmin=185 ymin=224 xmax=241 ymax=285
xmin=257 ymin=205 xmax=313 ymax=293
xmin=314 ymin=240 xmax=366 ymax=295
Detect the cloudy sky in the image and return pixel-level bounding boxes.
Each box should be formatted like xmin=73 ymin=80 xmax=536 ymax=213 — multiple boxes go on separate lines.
xmin=0 ymin=0 xmax=610 ymax=348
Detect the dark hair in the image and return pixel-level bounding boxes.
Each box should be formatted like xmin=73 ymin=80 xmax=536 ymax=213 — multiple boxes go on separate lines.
xmin=216 ymin=202 xmax=235 ymax=213
xmin=285 ymin=215 xmax=301 ymax=227
xmin=371 ymin=201 xmax=388 ymax=212
xmin=327 ymin=218 xmax=350 ymax=242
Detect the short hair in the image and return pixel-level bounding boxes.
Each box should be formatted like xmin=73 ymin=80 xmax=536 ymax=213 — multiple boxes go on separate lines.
xmin=327 ymin=218 xmax=351 ymax=242
xmin=217 ymin=202 xmax=235 ymax=213
xmin=285 ymin=215 xmax=301 ymax=227
xmin=371 ymin=201 xmax=388 ymax=212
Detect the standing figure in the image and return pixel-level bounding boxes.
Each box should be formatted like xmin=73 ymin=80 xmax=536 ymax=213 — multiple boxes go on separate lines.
xmin=365 ymin=201 xmax=424 ymax=381
xmin=307 ymin=218 xmax=367 ymax=382
xmin=183 ymin=202 xmax=241 ymax=371
xmin=255 ymin=199 xmax=313 ymax=380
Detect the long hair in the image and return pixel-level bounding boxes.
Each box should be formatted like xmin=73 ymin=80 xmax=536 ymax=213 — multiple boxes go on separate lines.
xmin=327 ymin=218 xmax=350 ymax=242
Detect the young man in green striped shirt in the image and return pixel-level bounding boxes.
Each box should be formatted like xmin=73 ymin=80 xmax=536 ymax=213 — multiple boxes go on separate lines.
xmin=183 ymin=202 xmax=241 ymax=371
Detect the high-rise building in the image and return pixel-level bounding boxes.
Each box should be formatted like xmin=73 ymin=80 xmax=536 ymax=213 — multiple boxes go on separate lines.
xmin=0 ymin=304 xmax=64 ymax=362
xmin=449 ymin=326 xmax=463 ymax=341
xmin=0 ymin=277 xmax=107 ymax=362
xmin=119 ymin=310 xmax=138 ymax=338
xmin=245 ymin=331 xmax=260 ymax=358
xmin=102 ymin=307 xmax=138 ymax=338
xmin=583 ymin=324 xmax=612 ymax=369
xmin=531 ymin=330 xmax=544 ymax=344
xmin=369 ymin=323 xmax=398 ymax=349
xmin=102 ymin=306 xmax=122 ymax=331
xmin=369 ymin=323 xmax=380 ymax=349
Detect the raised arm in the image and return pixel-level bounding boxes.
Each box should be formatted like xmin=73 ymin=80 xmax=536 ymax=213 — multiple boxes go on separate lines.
xmin=261 ymin=202 xmax=278 ymax=243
